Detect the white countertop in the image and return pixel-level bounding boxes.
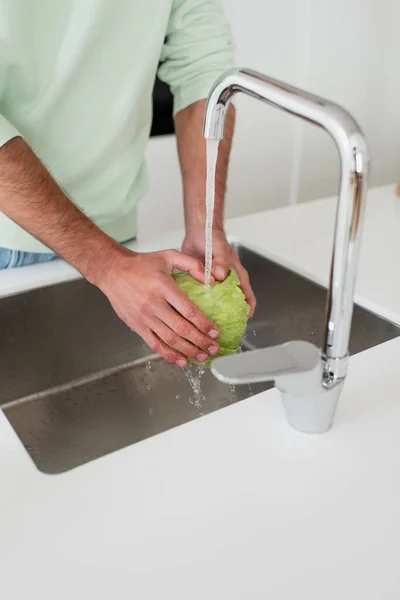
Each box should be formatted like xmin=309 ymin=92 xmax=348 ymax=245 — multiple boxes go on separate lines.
xmin=1 ymin=183 xmax=400 ymax=599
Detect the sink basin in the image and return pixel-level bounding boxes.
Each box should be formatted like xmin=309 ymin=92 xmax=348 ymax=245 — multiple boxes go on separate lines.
xmin=1 ymin=244 xmax=399 ymax=474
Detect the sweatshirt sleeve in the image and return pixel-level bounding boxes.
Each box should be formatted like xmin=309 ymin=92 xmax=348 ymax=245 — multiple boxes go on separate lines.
xmin=0 ymin=114 xmax=21 ymax=148
xmin=158 ymin=0 xmax=235 ymax=116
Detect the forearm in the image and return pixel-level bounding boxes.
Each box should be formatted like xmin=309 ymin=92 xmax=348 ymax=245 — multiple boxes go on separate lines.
xmin=0 ymin=137 xmax=121 ymax=283
xmin=0 ymin=138 xmax=223 ymax=365
xmin=174 ymin=99 xmax=235 ymax=236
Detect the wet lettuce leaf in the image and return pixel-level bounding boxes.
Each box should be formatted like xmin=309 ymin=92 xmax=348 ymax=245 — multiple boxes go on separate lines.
xmin=173 ymin=269 xmax=250 ymax=364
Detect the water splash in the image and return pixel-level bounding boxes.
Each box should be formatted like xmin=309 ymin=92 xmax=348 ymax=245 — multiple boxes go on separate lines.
xmin=204 ymin=139 xmax=220 ymax=290
xmin=183 ymin=363 xmax=207 ymax=416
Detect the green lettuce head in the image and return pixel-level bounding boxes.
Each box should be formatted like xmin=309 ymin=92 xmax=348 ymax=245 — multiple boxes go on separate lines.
xmin=173 ymin=269 xmax=250 ymax=365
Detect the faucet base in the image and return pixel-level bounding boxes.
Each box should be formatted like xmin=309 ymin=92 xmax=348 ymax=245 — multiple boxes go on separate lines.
xmin=280 ymin=380 xmax=344 ymax=434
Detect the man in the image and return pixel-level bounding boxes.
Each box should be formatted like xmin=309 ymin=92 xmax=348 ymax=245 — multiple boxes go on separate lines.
xmin=0 ymin=0 xmax=255 ymax=367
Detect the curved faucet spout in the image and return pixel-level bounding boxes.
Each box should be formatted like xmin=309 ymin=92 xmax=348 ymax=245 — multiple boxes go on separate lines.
xmin=203 ymin=68 xmax=369 ymax=390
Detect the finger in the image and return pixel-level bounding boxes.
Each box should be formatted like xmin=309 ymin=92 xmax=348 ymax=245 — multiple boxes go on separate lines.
xmin=211 ymin=256 xmax=230 ymax=281
xmin=141 ymin=327 xmax=188 ymax=367
xmin=149 ymin=317 xmax=211 ymax=363
xmin=236 ymin=263 xmax=257 ymax=319
xmin=154 ymin=300 xmax=220 ymax=356
xmin=163 ymin=281 xmax=220 ymax=340
xmin=166 ymin=250 xmax=215 ymax=284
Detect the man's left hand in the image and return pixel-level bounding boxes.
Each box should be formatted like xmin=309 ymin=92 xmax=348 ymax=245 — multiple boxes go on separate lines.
xmin=182 ymin=228 xmax=256 ymax=318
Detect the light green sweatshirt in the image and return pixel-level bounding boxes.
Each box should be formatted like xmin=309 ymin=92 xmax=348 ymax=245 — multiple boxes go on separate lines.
xmin=0 ymin=0 xmax=234 ymax=252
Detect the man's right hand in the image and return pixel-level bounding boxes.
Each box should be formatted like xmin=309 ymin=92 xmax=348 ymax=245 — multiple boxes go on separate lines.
xmin=0 ymin=138 xmax=219 ymax=366
xmin=93 ymin=248 xmax=220 ymax=367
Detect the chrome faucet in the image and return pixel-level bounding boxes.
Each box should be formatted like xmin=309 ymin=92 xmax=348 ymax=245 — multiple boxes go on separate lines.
xmin=203 ymin=68 xmax=369 ymax=433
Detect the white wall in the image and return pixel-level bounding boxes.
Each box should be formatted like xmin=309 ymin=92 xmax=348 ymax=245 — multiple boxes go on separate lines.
xmin=297 ymin=0 xmax=400 ymax=203
xmin=138 ymin=0 xmax=400 ymax=240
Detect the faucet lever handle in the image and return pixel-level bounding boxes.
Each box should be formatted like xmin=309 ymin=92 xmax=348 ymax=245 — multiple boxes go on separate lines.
xmin=211 ymin=340 xmax=321 ymax=387
xmin=212 ymin=340 xmax=341 ymax=434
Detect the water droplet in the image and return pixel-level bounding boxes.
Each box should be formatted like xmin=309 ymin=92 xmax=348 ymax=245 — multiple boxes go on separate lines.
xmin=147 ymin=384 xmax=152 ymax=390
xmin=149 ymin=408 xmax=153 ymax=416
xmin=175 ymin=394 xmax=181 ymax=400
xmin=229 ymin=383 xmax=237 ymax=404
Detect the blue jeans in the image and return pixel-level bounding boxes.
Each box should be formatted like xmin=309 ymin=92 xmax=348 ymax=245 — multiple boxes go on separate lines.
xmin=0 ymin=248 xmax=57 ymax=269
xmin=0 ymin=237 xmax=136 ymax=269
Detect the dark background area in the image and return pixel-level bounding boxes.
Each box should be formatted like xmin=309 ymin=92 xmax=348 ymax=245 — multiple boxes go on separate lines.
xmin=150 ymin=76 xmax=174 ymax=137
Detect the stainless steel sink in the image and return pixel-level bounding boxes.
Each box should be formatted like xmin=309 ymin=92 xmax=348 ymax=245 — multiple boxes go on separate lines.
xmin=1 ymin=244 xmax=399 ymax=474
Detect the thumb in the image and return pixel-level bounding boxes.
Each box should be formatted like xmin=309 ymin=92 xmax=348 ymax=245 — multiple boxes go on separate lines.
xmin=212 ymin=256 xmax=230 ymax=281
xmin=167 ymin=250 xmax=214 ymax=284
